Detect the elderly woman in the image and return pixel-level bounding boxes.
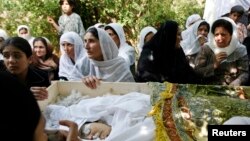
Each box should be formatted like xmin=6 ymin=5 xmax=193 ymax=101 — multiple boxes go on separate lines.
xmin=69 ymin=27 xmax=135 ymax=89
xmin=194 ymin=17 xmax=249 ymax=86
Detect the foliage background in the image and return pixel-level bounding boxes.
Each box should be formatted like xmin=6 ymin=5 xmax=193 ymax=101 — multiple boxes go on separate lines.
xmin=0 ymin=0 xmax=205 ymax=54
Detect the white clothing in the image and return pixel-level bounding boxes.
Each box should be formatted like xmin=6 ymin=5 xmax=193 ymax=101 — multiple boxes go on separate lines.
xmin=137 ymin=26 xmax=157 ymax=54
xmin=106 ymin=23 xmax=136 ymax=67
xmin=207 ymin=17 xmax=247 ymax=62
xmin=69 ymin=27 xmax=134 ymax=82
xmin=185 ymin=14 xmax=201 ymax=29
xmin=44 ymin=92 xmax=155 ymax=141
xmin=59 ymin=32 xmax=86 ymax=80
xmin=181 ymin=20 xmax=207 ymax=56
xmin=17 ymin=25 xmax=35 ymax=49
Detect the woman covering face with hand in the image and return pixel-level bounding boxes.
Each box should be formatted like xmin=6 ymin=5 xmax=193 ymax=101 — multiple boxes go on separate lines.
xmin=69 ymin=27 xmax=135 ymax=89
xmin=0 ymin=37 xmax=50 ymax=100
xmin=194 ymin=17 xmax=249 ymax=86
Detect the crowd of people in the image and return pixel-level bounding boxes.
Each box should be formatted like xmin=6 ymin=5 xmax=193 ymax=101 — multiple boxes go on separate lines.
xmin=1 ymin=0 xmax=250 ymax=140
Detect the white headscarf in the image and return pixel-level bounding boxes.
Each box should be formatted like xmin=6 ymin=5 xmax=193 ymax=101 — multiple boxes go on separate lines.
xmin=69 ymin=27 xmax=135 ymax=82
xmin=0 ymin=29 xmax=8 ymax=40
xmin=0 ymin=29 xmax=8 ymax=60
xmin=105 ymin=23 xmax=135 ymax=67
xmin=59 ymin=31 xmax=86 ymax=79
xmin=17 ymin=25 xmax=35 ymax=48
xmin=137 ymin=26 xmax=157 ymax=54
xmin=207 ymin=17 xmax=247 ymax=62
xmin=181 ymin=20 xmax=208 ymax=55
xmin=185 ymin=14 xmax=201 ymax=29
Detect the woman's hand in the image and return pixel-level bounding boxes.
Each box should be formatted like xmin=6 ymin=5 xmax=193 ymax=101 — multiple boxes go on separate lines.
xmin=82 ymin=76 xmax=101 ymax=89
xmin=214 ymin=52 xmax=227 ymax=69
xmin=30 ymin=86 xmax=48 ymax=100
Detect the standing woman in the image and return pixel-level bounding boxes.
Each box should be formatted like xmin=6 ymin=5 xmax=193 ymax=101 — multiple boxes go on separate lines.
xmin=31 ymin=37 xmax=59 ymax=81
xmin=135 ymin=20 xmax=201 ymax=84
xmin=0 ymin=37 xmax=50 ymax=100
xmin=58 ymin=31 xmax=86 ymax=81
xmin=194 ymin=17 xmax=249 ymax=86
xmin=69 ymin=27 xmax=135 ymax=89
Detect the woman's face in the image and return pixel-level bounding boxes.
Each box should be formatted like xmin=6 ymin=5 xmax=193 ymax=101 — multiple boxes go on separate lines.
xmin=61 ymin=0 xmax=73 ymax=15
xmin=2 ymin=45 xmax=30 ymax=76
xmin=197 ymin=25 xmax=209 ymax=37
xmin=33 ymin=41 xmax=47 ymax=58
xmin=33 ymin=115 xmax=48 ymax=141
xmin=144 ymin=32 xmax=154 ymax=43
xmin=176 ymin=27 xmax=182 ymax=48
xmin=62 ymin=41 xmax=75 ymax=60
xmin=84 ymin=32 xmax=103 ymax=61
xmin=105 ymin=29 xmax=120 ymax=48
xmin=214 ymin=26 xmax=232 ymax=48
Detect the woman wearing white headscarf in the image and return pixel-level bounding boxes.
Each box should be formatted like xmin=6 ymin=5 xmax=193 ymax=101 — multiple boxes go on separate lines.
xmin=104 ymin=23 xmax=136 ymax=71
xmin=137 ymin=26 xmax=157 ymax=55
xmin=194 ymin=17 xmax=249 ymax=86
xmin=180 ymin=20 xmax=210 ymax=68
xmin=69 ymin=27 xmax=135 ymax=89
xmin=0 ymin=29 xmax=9 ymax=60
xmin=17 ymin=25 xmax=35 ymax=48
xmin=58 ymin=31 xmax=86 ymax=81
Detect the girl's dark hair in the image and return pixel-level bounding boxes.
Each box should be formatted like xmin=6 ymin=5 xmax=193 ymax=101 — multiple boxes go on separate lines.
xmin=19 ymin=27 xmax=28 ymax=32
xmin=211 ymin=19 xmax=233 ymax=35
xmin=199 ymin=21 xmax=210 ymax=32
xmin=87 ymin=27 xmax=99 ymax=40
xmin=59 ymin=0 xmax=76 ymax=11
xmin=0 ymin=36 xmax=32 ymax=57
xmin=104 ymin=26 xmax=118 ymax=36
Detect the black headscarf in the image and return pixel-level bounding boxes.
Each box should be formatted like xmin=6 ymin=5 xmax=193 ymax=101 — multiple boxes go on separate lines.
xmin=136 ymin=20 xmax=201 ymax=84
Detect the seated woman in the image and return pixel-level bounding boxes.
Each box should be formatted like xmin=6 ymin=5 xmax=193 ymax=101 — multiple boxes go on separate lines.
xmin=31 ymin=37 xmax=59 ymax=81
xmin=180 ymin=20 xmax=210 ymax=68
xmin=0 ymin=37 xmax=50 ymax=100
xmin=137 ymin=26 xmax=157 ymax=55
xmin=194 ymin=17 xmax=249 ymax=86
xmin=69 ymin=27 xmax=135 ymax=89
xmin=135 ymin=20 xmax=201 ymax=84
xmin=104 ymin=23 xmax=136 ymax=75
xmin=0 ymin=29 xmax=9 ymax=71
xmin=58 ymin=31 xmax=86 ymax=81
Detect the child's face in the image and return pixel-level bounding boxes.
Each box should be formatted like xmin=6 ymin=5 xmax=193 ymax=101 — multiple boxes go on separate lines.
xmin=61 ymin=0 xmax=73 ymax=15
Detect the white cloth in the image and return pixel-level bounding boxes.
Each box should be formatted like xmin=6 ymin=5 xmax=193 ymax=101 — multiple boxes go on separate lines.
xmin=181 ymin=20 xmax=207 ymax=55
xmin=58 ymin=31 xmax=86 ymax=79
xmin=106 ymin=23 xmax=135 ymax=67
xmin=207 ymin=17 xmax=247 ymax=62
xmin=203 ymin=0 xmax=250 ymax=25
xmin=69 ymin=27 xmax=135 ymax=82
xmin=185 ymin=14 xmax=201 ymax=29
xmin=44 ymin=92 xmax=155 ymax=141
xmin=0 ymin=29 xmax=8 ymax=40
xmin=137 ymin=26 xmax=157 ymax=54
xmin=223 ymin=116 xmax=250 ymax=125
xmin=17 ymin=25 xmax=35 ymax=48
xmin=0 ymin=29 xmax=8 ymax=60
